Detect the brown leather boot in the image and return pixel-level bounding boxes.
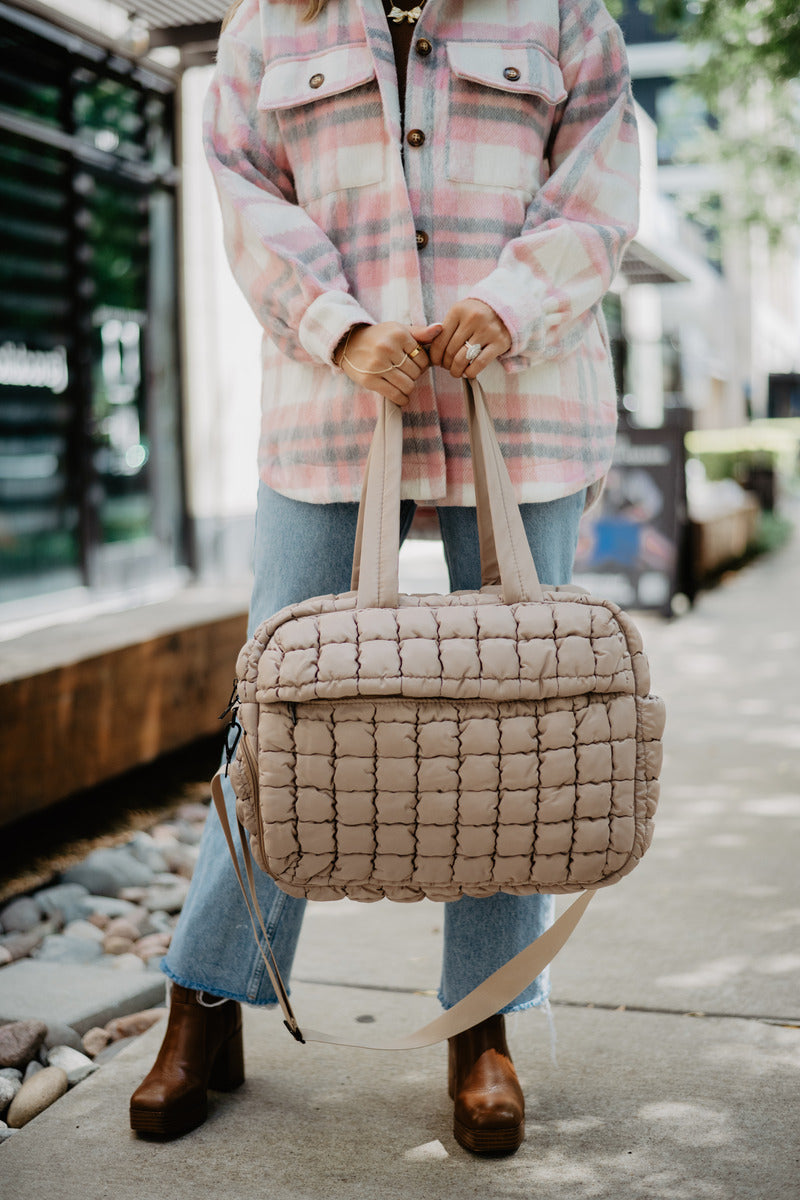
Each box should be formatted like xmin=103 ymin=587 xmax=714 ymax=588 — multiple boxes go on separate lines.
xmin=130 ymin=983 xmax=244 ymax=1138
xmin=448 ymin=1013 xmax=525 ymax=1154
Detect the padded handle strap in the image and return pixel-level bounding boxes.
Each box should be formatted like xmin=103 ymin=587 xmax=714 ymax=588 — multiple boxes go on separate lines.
xmin=352 ymin=380 xmax=542 ymax=607
xmin=213 ymin=768 xmax=594 ymax=1050
xmin=464 ymin=378 xmax=543 ymax=602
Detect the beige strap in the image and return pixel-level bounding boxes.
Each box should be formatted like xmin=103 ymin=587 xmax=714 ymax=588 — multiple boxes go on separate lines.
xmin=213 ymin=769 xmax=594 ymax=1050
xmin=463 ymin=378 xmax=543 ymax=602
xmin=352 ymin=398 xmax=404 ymax=609
xmin=352 ymin=381 xmax=542 ymax=607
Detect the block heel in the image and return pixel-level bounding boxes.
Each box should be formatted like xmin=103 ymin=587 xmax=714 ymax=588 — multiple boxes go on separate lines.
xmin=208 ymin=1022 xmax=245 ymax=1092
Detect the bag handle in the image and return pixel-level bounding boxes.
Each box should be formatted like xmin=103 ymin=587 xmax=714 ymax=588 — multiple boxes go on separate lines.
xmin=212 ymin=770 xmax=594 ymax=1050
xmin=351 ymin=379 xmax=543 ymax=608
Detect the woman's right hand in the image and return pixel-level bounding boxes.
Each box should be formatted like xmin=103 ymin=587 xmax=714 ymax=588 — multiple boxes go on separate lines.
xmin=335 ymin=322 xmax=442 ymax=406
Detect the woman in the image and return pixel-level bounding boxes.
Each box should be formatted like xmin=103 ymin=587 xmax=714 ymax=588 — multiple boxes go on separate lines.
xmin=130 ymin=0 xmax=639 ymax=1154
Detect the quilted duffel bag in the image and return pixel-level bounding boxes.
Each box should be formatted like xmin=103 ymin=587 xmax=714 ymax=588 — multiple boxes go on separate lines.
xmin=212 ymin=379 xmax=665 ymax=1048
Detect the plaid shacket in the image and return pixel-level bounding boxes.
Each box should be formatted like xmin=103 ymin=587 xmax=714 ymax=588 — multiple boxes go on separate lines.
xmin=205 ymin=0 xmax=640 ymax=505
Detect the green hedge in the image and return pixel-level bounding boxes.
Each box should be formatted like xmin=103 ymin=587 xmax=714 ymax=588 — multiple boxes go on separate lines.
xmin=685 ymin=420 xmax=800 ymax=483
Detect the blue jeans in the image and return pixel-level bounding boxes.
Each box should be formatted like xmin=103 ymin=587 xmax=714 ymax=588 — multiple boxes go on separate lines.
xmin=164 ymin=483 xmax=586 ymax=1013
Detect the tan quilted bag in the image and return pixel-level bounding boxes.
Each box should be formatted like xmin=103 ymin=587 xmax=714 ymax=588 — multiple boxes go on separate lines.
xmin=222 ymin=381 xmax=665 ymax=908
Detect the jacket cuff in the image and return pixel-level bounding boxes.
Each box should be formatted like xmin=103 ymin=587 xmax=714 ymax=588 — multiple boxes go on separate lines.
xmin=298 ymin=291 xmax=376 ymax=365
xmin=465 ymin=268 xmax=549 ymax=374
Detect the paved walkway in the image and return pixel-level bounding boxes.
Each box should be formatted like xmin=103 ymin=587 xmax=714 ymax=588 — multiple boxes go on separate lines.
xmin=4 ymin=527 xmax=799 ymax=1200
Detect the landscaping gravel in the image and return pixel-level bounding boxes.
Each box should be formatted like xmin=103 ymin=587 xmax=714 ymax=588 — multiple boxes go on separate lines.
xmin=0 ymin=800 xmax=208 ymax=1138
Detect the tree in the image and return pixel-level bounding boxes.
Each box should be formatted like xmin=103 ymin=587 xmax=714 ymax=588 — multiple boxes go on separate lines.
xmin=610 ymin=0 xmax=800 ymax=241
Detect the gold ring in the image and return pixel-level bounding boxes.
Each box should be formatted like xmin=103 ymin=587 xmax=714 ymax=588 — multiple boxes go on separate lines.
xmin=409 ymin=345 xmax=421 ymax=359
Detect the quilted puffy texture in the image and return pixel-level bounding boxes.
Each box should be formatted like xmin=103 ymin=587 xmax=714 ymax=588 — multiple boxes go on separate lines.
xmin=231 ymin=588 xmax=665 ymax=901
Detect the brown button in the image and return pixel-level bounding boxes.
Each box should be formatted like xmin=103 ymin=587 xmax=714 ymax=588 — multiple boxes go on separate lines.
xmin=503 ymin=66 xmax=521 ymax=81
xmin=406 ymin=129 xmax=426 ymax=148
xmin=309 ymin=73 xmax=325 ymax=88
xmin=415 ymin=38 xmax=432 ymax=57
xmin=415 ymin=229 xmax=428 ymax=249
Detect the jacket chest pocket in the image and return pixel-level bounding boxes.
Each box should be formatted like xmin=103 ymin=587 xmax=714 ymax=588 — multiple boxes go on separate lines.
xmin=258 ymin=44 xmax=386 ymax=205
xmin=445 ymin=42 xmax=567 ymax=197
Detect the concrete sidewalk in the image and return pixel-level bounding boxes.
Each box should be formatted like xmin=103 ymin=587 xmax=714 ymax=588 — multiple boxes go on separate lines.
xmin=4 ymin=530 xmax=799 ymax=1199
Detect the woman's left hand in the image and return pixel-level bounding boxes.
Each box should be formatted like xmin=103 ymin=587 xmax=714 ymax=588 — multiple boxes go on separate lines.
xmin=427 ymin=300 xmax=512 ymax=379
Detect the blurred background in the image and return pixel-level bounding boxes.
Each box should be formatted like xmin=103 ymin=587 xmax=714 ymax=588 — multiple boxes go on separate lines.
xmin=1 ymin=0 xmax=798 ymax=835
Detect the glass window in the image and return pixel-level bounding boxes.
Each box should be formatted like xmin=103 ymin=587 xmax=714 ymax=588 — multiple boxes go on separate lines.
xmin=0 ymin=10 xmax=183 ymax=603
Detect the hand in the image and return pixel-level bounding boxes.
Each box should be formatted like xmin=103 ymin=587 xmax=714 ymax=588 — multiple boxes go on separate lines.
xmin=335 ymin=321 xmax=443 ymax=406
xmin=428 ymin=300 xmax=512 ymax=379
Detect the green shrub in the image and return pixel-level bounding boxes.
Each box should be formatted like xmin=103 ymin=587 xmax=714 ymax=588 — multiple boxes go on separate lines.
xmin=685 ymin=420 xmax=800 ymax=483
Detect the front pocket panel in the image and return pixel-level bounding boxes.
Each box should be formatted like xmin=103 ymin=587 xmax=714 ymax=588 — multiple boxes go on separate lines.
xmin=258 ymin=44 xmax=385 ymax=203
xmin=250 ymin=693 xmax=650 ymax=901
xmin=445 ymin=42 xmax=567 ymax=194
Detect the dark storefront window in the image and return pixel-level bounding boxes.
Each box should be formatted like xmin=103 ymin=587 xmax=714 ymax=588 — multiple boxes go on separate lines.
xmin=0 ymin=4 xmax=183 ymax=603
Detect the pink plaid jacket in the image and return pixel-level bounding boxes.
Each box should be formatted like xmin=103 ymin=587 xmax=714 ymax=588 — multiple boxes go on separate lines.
xmin=205 ymin=0 xmax=640 ymax=505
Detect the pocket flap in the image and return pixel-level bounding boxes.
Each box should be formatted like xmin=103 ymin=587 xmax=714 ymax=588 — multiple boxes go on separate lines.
xmin=258 ymin=43 xmax=377 ymax=111
xmin=446 ymin=41 xmax=567 ymax=104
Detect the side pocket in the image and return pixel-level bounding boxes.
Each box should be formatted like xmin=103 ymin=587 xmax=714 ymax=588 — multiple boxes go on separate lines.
xmin=258 ymin=43 xmax=386 ymax=203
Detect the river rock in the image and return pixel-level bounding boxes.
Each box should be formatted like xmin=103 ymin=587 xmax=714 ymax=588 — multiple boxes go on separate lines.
xmin=0 ymin=1120 xmax=17 ymax=1142
xmin=173 ymin=818 xmax=203 ymax=846
xmin=0 ymin=919 xmax=58 ymax=963
xmin=82 ymin=1027 xmax=112 ymax=1057
xmin=35 ymin=883 xmax=90 ymax=924
xmin=34 ymin=934 xmax=103 ymax=964
xmin=132 ymin=932 xmax=171 ymax=960
xmin=0 ymin=947 xmax=12 ymax=967
xmin=163 ymin=842 xmax=199 ymax=878
xmin=104 ymin=917 xmax=142 ymax=941
xmin=0 ymin=1020 xmax=47 ymax=1070
xmin=6 ymin=1066 xmax=68 ymax=1127
xmin=0 ymin=1076 xmax=20 ymax=1116
xmin=46 ymin=1045 xmax=97 ymax=1085
xmin=43 ymin=1023 xmax=83 ymax=1053
xmin=142 ymin=879 xmax=189 ymax=914
xmin=105 ymin=1008 xmax=165 ymax=1041
xmin=24 ymin=1060 xmax=44 ymax=1082
xmin=140 ymin=910 xmax=174 ymax=936
xmin=128 ymin=832 xmax=169 ymax=874
xmin=77 ymin=895 xmax=140 ymax=920
xmin=177 ymin=801 xmax=209 ymax=823
xmin=61 ymin=847 xmax=155 ymax=897
xmin=103 ymin=934 xmax=135 ymax=956
xmin=0 ymin=896 xmax=43 ymax=934
xmin=107 ymin=952 xmax=146 ymax=972
xmin=0 ymin=1068 xmax=22 ymax=1082
xmin=63 ymin=919 xmax=106 ymax=944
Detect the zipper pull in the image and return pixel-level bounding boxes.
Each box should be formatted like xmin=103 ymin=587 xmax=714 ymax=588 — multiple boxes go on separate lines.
xmin=223 ymin=712 xmax=242 ymax=776
xmin=218 ymin=677 xmax=239 ymax=721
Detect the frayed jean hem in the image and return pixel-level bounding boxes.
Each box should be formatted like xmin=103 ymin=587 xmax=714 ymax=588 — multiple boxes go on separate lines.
xmin=436 ymin=985 xmax=551 ymax=1016
xmin=161 ymin=961 xmax=283 ymax=1009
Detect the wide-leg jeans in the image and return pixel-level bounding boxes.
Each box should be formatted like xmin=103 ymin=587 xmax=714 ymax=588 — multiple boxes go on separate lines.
xmin=164 ymin=483 xmax=586 ymax=1014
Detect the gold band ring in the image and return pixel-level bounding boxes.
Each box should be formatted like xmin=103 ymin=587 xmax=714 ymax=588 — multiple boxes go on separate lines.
xmin=409 ymin=345 xmax=422 ymax=359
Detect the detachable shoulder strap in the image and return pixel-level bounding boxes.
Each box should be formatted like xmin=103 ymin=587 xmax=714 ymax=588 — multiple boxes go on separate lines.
xmin=211 ymin=771 xmax=595 ymax=1051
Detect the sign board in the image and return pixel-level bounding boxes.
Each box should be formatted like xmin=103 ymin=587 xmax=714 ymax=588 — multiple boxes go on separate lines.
xmin=573 ymin=410 xmax=689 ymax=614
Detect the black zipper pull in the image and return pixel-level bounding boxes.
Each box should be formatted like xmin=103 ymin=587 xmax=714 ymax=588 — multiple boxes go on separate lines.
xmin=218 ymin=677 xmax=239 ymax=721
xmin=223 ymin=712 xmax=242 ymax=776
